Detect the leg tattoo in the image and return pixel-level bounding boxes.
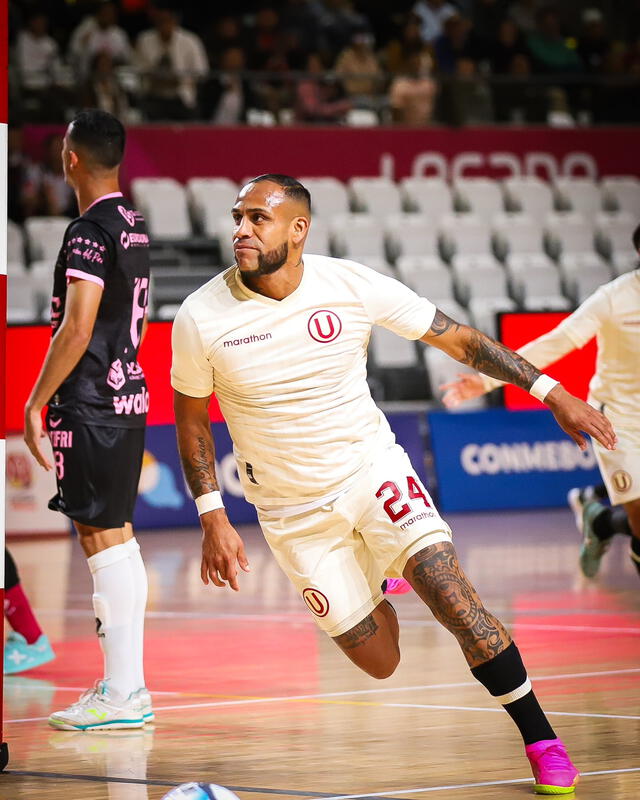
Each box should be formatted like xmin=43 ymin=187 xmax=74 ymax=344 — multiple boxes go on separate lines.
xmin=334 ymin=612 xmax=379 ymax=651
xmin=407 ymin=542 xmax=511 ymax=667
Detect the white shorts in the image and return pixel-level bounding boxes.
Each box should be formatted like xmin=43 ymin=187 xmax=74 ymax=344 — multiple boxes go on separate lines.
xmin=257 ymin=444 xmax=452 ymax=637
xmin=594 ymin=424 xmax=640 ymax=505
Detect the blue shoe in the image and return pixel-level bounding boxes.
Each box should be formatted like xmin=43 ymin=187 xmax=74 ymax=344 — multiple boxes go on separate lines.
xmin=4 ymin=632 xmax=55 ymax=675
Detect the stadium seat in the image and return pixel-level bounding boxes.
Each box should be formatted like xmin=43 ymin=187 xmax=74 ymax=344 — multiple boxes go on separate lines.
xmin=400 ymin=177 xmax=453 ymax=218
xmin=559 ymin=256 xmax=611 ymax=303
xmin=385 ymin=214 xmax=439 ymax=262
xmin=29 ymin=260 xmax=56 ymax=315
xmin=492 ymin=213 xmax=545 ymax=262
xmin=456 ymin=266 xmax=515 ymax=336
xmin=600 ymin=176 xmax=640 ymax=216
xmin=503 ymin=177 xmax=554 ymax=221
xmin=154 ymin=304 xmax=181 ymax=321
xmin=594 ymin=212 xmax=636 ymax=259
xmin=305 ymin=219 xmax=331 ymax=256
xmin=397 ymin=265 xmax=454 ymax=301
xmin=298 ymin=177 xmax=350 ymax=218
xmin=554 ymin=178 xmax=602 ymax=219
xmin=349 ymin=177 xmax=403 ymax=218
xmin=571 ymin=266 xmax=614 ymax=304
xmin=423 ymin=347 xmax=487 ymax=409
xmin=330 ymin=214 xmax=386 ymax=261
xmin=150 ymin=268 xmax=218 ymax=311
xmin=8 ymin=220 xmax=25 ymax=266
xmin=509 ymin=266 xmax=571 ymax=311
xmin=8 ymin=271 xmax=37 ymax=321
xmin=131 ymin=178 xmax=191 ymax=239
xmin=544 ymin=213 xmax=594 ymax=260
xmin=611 ymin=252 xmax=638 ymax=276
xmin=451 ymin=253 xmax=503 ymax=275
xmin=356 ymin=257 xmax=395 ymax=277
xmin=24 ymin=216 xmax=72 ymax=262
xmin=186 ymin=178 xmax=238 ymax=237
xmin=369 ymin=326 xmax=428 ymax=401
xmin=454 ymin=178 xmax=504 ymax=221
xmin=395 ymin=255 xmax=447 ymax=280
xmin=214 ymin=215 xmax=235 ymax=265
xmin=507 ymin=252 xmax=557 ymax=272
xmin=440 ymin=214 xmax=493 ymax=260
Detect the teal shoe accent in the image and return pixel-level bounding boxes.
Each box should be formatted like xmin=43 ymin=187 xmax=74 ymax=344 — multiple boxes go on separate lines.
xmin=4 ymin=632 xmax=55 ymax=675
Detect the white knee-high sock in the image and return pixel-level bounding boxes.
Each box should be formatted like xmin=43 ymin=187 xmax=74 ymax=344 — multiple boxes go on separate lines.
xmin=124 ymin=537 xmax=148 ymax=690
xmin=88 ymin=544 xmax=136 ymax=700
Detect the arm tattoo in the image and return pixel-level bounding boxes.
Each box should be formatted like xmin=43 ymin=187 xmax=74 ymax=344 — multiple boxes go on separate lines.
xmin=181 ymin=435 xmax=219 ymax=498
xmin=461 ymin=328 xmax=540 ymax=391
xmin=428 ymin=309 xmax=461 ymax=337
xmin=407 ymin=542 xmax=511 ymax=667
xmin=334 ymin=613 xmax=379 ymax=651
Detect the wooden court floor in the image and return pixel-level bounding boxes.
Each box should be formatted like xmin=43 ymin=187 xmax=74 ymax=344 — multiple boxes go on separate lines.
xmin=2 ymin=508 xmax=639 ymax=799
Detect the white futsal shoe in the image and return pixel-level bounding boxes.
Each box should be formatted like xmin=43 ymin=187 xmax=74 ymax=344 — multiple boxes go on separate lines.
xmin=48 ymin=680 xmax=145 ymax=731
xmin=133 ymin=687 xmax=155 ymax=723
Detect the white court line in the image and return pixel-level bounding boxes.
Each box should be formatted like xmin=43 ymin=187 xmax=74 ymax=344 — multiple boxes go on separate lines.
xmin=377 ymin=702 xmax=640 ymax=721
xmin=6 ymin=666 xmax=640 ymax=723
xmin=320 ymin=766 xmax=640 ymax=799
xmin=5 ymin=684 xmax=180 ymax=695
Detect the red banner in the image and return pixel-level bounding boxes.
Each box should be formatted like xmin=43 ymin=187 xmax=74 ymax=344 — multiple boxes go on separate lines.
xmin=23 ymin=125 xmax=640 ymax=187
xmin=6 ymin=322 xmax=223 ymax=434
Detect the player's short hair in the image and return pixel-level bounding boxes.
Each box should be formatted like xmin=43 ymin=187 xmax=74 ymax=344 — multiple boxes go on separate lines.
xmin=249 ymin=174 xmax=311 ymax=213
xmin=633 ymin=223 xmax=640 ymax=254
xmin=68 ymin=109 xmax=125 ymax=169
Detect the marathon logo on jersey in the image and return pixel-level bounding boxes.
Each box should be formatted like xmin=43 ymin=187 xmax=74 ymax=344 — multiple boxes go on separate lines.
xmin=223 ymin=332 xmax=273 ymax=347
xmin=120 ymin=230 xmax=150 ymax=250
xmin=107 ymin=359 xmax=127 ymax=391
xmin=461 ymin=441 xmax=596 ymax=475
xmin=113 ymin=387 xmax=150 ymax=416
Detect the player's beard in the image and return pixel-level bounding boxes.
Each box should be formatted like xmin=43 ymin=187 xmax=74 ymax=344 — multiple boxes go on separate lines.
xmin=254 ymin=242 xmax=289 ymax=275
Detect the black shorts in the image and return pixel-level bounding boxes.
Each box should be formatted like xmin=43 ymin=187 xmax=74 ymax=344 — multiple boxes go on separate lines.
xmin=46 ymin=413 xmax=145 ymax=529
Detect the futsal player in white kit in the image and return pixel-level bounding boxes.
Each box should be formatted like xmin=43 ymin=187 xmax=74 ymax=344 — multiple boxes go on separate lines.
xmin=442 ymin=225 xmax=640 ymax=580
xmin=172 ymin=175 xmax=617 ymax=795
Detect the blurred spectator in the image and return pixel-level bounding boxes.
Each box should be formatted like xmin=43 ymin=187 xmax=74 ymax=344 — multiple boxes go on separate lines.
xmin=411 ymin=0 xmax=457 ymax=44
xmin=577 ymin=8 xmax=611 ymax=73
xmin=80 ymin=51 xmax=132 ymax=121
xmin=493 ymin=52 xmax=547 ymax=121
xmin=315 ymin=0 xmax=369 ymax=56
xmin=389 ymin=50 xmax=437 ymax=125
xmin=382 ymin=18 xmax=432 ymax=75
xmin=246 ymin=7 xmax=281 ymax=70
xmin=334 ymin=29 xmax=383 ymax=100
xmin=201 ymin=47 xmax=257 ymax=125
xmin=472 ymin=0 xmax=509 ymax=49
xmin=23 ymin=134 xmax=77 ymax=218
xmin=203 ymin=15 xmax=243 ymax=69
xmin=68 ymin=2 xmax=132 ymax=78
xmin=439 ymin=57 xmax=493 ymax=125
xmin=281 ymin=0 xmax=320 ymax=54
xmin=295 ymin=52 xmax=352 ymax=123
xmin=136 ymin=6 xmax=208 ymax=120
xmin=508 ymin=0 xmax=542 ymax=34
xmin=15 ymin=11 xmax=61 ymax=92
xmin=7 ymin=125 xmax=31 ymax=224
xmin=490 ymin=18 xmax=529 ymax=73
xmin=433 ymin=14 xmax=482 ymax=75
xmin=527 ymin=7 xmax=582 ymax=73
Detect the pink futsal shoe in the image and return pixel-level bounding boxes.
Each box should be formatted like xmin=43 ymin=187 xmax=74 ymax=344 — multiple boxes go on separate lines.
xmin=525 ymin=738 xmax=579 ymax=795
xmin=382 ymin=578 xmax=412 ymax=595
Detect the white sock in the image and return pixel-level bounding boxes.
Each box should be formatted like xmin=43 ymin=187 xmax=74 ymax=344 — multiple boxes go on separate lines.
xmin=124 ymin=536 xmax=148 ymax=691
xmin=88 ymin=544 xmax=136 ymax=700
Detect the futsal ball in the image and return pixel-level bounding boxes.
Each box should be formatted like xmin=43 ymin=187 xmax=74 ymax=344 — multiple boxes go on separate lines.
xmin=162 ymin=784 xmax=241 ymax=800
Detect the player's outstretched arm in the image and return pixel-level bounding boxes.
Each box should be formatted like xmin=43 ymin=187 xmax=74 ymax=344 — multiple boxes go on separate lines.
xmin=421 ymin=309 xmax=617 ymax=452
xmin=174 ymin=390 xmax=250 ymax=591
xmin=25 ymin=279 xmax=102 ymax=470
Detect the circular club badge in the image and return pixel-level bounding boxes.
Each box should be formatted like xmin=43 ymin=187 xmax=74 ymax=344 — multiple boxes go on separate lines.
xmin=612 ymin=470 xmax=632 ymax=494
xmin=308 ymin=310 xmax=342 ymax=343
xmin=302 ymin=588 xmax=330 ymax=617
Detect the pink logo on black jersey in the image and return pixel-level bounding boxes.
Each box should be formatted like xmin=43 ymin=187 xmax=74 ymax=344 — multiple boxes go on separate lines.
xmin=107 ymin=358 xmax=126 ymax=390
xmin=308 ymin=310 xmax=342 ymax=343
xmin=130 ymin=277 xmax=149 ymax=348
xmin=118 ymin=205 xmax=136 ymax=227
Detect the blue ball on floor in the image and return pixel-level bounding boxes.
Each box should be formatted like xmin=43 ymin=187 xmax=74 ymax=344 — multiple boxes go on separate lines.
xmin=162 ymin=784 xmax=241 ymax=800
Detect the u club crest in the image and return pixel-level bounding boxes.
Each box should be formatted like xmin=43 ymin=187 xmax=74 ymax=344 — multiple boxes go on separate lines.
xmin=308 ymin=310 xmax=342 ymax=343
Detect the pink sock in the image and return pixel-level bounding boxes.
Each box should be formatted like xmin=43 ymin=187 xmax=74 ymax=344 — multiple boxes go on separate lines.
xmin=4 ymin=584 xmax=42 ymax=644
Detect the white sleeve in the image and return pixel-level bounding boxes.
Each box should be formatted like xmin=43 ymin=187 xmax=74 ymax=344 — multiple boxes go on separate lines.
xmin=481 ymin=286 xmax=609 ymax=392
xmin=361 ymin=268 xmax=436 ymax=340
xmin=171 ymin=303 xmax=214 ymax=398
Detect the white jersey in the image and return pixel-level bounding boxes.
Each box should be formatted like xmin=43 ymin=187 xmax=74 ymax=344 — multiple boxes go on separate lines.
xmin=171 ymin=255 xmax=436 ymax=507
xmin=482 ymin=270 xmax=640 ymax=426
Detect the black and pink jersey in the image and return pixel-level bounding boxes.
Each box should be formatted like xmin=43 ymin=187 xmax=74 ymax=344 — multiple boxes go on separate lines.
xmin=49 ymin=192 xmax=150 ymax=429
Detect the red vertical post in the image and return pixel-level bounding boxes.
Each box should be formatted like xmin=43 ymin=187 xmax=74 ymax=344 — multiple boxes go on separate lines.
xmin=0 ymin=0 xmax=9 ymax=771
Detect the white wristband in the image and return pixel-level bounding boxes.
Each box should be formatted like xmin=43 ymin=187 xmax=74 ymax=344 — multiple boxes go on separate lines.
xmin=195 ymin=491 xmax=224 ymax=515
xmin=529 ymin=374 xmax=560 ymax=402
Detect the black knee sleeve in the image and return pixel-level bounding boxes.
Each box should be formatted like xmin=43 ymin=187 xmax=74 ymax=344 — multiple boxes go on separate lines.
xmin=470 ymin=642 xmax=527 ymax=697
xmin=5 ymin=548 xmax=19 ymax=590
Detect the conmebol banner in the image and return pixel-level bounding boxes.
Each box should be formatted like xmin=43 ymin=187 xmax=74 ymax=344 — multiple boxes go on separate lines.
xmin=428 ymin=409 xmax=601 ymax=512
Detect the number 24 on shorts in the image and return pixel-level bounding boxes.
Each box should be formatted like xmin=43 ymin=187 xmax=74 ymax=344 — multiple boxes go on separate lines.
xmin=376 ymin=476 xmax=431 ymax=523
